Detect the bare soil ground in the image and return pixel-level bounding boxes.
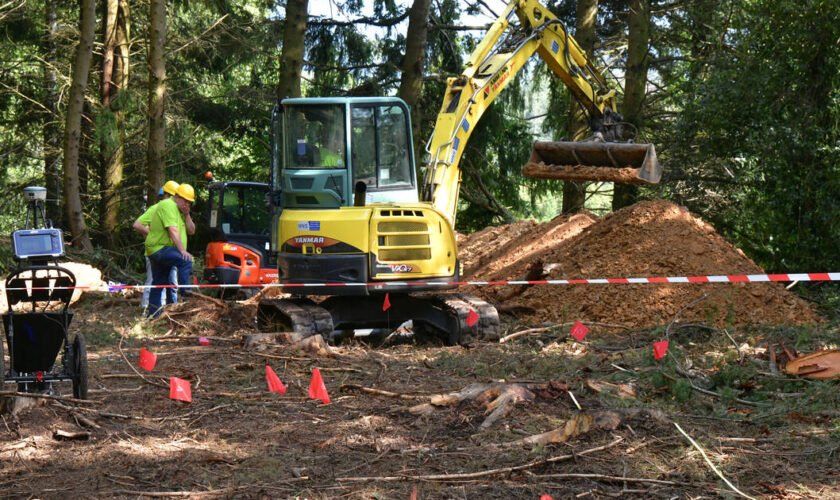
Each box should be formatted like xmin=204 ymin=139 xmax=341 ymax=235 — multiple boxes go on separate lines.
xmin=1 ymin=200 xmax=838 ymax=499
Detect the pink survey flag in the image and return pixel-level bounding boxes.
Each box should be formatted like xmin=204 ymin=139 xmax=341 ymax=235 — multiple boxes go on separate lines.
xmin=169 ymin=377 xmax=192 ymax=402
xmin=654 ymin=340 xmax=669 ymax=360
xmin=569 ymin=321 xmax=589 ymax=342
xmin=138 ymin=347 xmax=157 ymax=371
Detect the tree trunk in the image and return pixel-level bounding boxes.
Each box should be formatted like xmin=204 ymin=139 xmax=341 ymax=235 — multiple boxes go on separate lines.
xmin=277 ymin=0 xmax=308 ymax=99
xmin=613 ymin=0 xmax=650 ymax=211
xmin=100 ymin=0 xmax=130 ymax=249
xmin=398 ymin=0 xmax=432 ymax=167
xmin=562 ymin=0 xmax=598 ymax=214
xmin=62 ymin=0 xmax=96 ymax=251
xmin=147 ymin=0 xmax=166 ymax=203
xmin=43 ymin=0 xmax=62 ymax=226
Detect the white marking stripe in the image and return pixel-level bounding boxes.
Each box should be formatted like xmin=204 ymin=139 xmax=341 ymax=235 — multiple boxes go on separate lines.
xmin=12 ymin=272 xmax=840 ymax=292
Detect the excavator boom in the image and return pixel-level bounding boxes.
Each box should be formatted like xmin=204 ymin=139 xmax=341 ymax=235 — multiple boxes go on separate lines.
xmin=423 ymin=0 xmax=662 ymax=225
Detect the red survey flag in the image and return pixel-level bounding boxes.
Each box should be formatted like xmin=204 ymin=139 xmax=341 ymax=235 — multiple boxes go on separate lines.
xmin=308 ymin=368 xmax=331 ymax=404
xmin=569 ymin=320 xmax=589 ymax=341
xmin=654 ymin=340 xmax=669 ymax=360
xmin=138 ymin=347 xmax=157 ymax=371
xmin=169 ymin=377 xmax=192 ymax=402
xmin=466 ymin=309 xmax=479 ymax=327
xmin=382 ymin=293 xmax=391 ymax=311
xmin=198 ymin=336 xmax=210 ymax=346
xmin=265 ymin=366 xmax=286 ymax=394
xmin=541 ymin=496 xmax=556 ymax=500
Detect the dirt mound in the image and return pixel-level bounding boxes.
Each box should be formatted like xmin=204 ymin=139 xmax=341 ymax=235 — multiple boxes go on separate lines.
xmin=459 ymin=200 xmax=821 ymax=328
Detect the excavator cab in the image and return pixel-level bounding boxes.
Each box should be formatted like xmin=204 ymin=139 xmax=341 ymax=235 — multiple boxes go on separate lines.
xmin=270 ymin=98 xmax=419 ymax=212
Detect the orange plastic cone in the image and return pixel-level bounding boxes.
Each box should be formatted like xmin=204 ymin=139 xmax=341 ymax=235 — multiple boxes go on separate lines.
xmin=382 ymin=293 xmax=391 ymax=311
xmin=138 ymin=347 xmax=157 ymax=371
xmin=266 ymin=366 xmax=286 ymax=394
xmin=169 ymin=377 xmax=192 ymax=402
xmin=308 ymin=368 xmax=330 ymax=404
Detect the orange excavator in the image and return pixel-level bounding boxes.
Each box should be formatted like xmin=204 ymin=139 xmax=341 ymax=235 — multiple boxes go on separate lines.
xmin=203 ymin=174 xmax=277 ymax=298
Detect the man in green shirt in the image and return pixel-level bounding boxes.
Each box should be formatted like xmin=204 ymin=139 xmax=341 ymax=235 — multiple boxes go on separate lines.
xmin=133 ymin=181 xmax=180 ymax=309
xmin=145 ymin=183 xmax=196 ymax=317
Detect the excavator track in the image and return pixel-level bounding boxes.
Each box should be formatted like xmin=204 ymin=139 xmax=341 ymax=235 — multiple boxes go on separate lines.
xmin=414 ymin=293 xmax=500 ymax=345
xmin=256 ymin=298 xmax=334 ymax=337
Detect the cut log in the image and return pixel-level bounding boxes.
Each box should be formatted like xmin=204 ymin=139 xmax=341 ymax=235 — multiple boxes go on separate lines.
xmin=289 ymin=334 xmax=333 ymax=357
xmin=417 ymin=382 xmax=535 ymax=429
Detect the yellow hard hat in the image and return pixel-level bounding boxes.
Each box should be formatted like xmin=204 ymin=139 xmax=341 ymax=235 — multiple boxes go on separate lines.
xmin=162 ymin=180 xmax=180 ymax=196
xmin=176 ymin=183 xmax=195 ymax=202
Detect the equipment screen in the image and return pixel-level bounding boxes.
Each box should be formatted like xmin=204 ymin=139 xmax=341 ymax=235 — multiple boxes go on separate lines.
xmin=11 ymin=228 xmax=64 ymax=260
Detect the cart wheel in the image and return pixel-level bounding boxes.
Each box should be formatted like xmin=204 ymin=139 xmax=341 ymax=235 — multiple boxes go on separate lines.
xmin=72 ymin=334 xmax=88 ymax=400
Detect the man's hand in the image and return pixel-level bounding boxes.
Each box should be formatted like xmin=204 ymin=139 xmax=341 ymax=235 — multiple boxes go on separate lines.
xmin=132 ymin=220 xmax=150 ymax=238
xmin=167 ymin=225 xmax=192 ymax=262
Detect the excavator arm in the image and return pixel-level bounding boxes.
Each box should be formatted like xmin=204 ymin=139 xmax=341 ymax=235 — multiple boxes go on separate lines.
xmin=422 ymin=0 xmax=661 ymax=226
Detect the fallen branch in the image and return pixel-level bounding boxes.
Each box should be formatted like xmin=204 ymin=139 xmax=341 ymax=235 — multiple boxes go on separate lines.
xmin=674 ymin=422 xmax=756 ymax=499
xmin=0 ymin=391 xmax=100 ymax=405
xmin=336 ymin=437 xmax=622 ymax=482
xmin=527 ymin=472 xmax=681 ymax=487
xmin=499 ymin=321 xmax=630 ymax=343
xmin=496 ymin=408 xmax=670 ymax=448
xmin=409 ymin=382 xmax=535 ymax=429
xmin=340 ymin=384 xmax=427 ymax=400
xmin=117 ymin=334 xmax=169 ymax=388
xmin=53 ymin=429 xmax=90 ymax=440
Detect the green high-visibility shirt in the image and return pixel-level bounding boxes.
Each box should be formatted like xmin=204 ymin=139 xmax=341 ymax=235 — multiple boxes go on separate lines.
xmin=320 ymin=148 xmax=343 ymax=167
xmin=136 ymin=201 xmax=160 ymax=228
xmin=145 ymin=198 xmax=186 ymax=256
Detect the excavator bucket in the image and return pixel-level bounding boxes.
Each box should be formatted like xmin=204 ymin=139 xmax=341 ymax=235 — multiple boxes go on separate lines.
xmin=522 ymin=140 xmax=662 ymax=184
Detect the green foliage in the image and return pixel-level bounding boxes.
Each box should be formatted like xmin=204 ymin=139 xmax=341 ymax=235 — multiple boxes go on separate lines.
xmin=662 ymin=0 xmax=840 ymax=272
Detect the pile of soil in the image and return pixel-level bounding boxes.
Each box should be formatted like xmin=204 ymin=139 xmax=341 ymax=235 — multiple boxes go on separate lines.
xmin=458 ymin=200 xmax=821 ymax=328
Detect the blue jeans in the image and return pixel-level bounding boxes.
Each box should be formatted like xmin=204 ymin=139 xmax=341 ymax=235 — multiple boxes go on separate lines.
xmin=142 ymin=256 xmax=177 ymax=308
xmin=148 ymin=246 xmax=192 ymax=317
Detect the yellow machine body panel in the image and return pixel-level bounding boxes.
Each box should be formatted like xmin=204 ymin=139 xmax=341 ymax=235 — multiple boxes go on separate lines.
xmin=368 ymin=203 xmax=457 ymax=280
xmin=277 ymin=203 xmax=457 ymax=283
xmin=278 ymin=207 xmax=372 ymax=256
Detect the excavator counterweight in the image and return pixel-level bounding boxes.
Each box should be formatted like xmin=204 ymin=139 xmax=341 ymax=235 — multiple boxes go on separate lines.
xmin=523 ymin=140 xmax=662 ymax=184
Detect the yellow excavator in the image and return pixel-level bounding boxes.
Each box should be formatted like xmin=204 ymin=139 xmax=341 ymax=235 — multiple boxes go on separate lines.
xmin=257 ymin=0 xmax=662 ymax=344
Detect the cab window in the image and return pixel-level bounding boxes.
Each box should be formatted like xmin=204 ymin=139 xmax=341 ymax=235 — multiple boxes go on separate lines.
xmin=351 ymin=104 xmax=412 ymax=189
xmin=284 ymin=104 xmax=346 ymax=170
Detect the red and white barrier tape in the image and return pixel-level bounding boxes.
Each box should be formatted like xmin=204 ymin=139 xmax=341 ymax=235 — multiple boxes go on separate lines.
xmin=6 ymin=272 xmax=840 ymax=291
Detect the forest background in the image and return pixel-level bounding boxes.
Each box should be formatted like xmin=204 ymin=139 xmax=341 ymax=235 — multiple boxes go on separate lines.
xmin=0 ymin=0 xmax=838 ymax=295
